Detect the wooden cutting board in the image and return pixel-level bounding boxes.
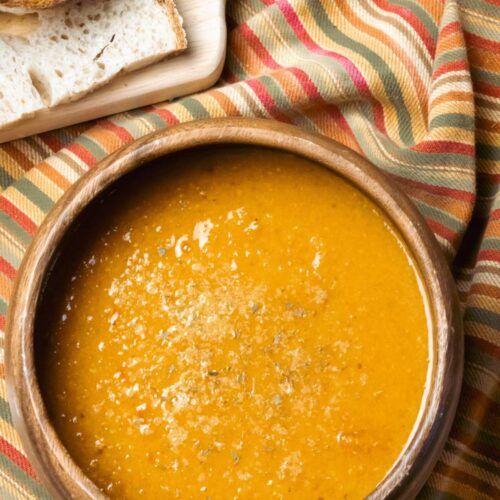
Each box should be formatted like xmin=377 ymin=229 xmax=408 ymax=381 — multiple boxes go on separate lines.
xmin=0 ymin=0 xmax=227 ymax=143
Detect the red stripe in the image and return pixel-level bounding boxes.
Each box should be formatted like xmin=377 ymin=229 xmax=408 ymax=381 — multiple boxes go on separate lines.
xmin=0 ymin=315 xmax=5 ymax=331
xmin=477 ymin=249 xmax=500 ymax=262
xmin=466 ymin=336 xmax=500 ymax=359
xmin=240 ymin=24 xmax=281 ymax=69
xmin=465 ymin=31 xmax=500 ymax=53
xmin=439 ymin=21 xmax=461 ymax=40
xmin=489 ymin=208 xmax=500 ymax=221
xmin=433 ymin=59 xmax=469 ymax=80
xmin=99 ymin=119 xmax=134 ymax=143
xmin=411 ymin=140 xmax=475 ymax=156
xmin=66 ymin=143 xmax=96 ymax=167
xmin=288 ymin=67 xmax=322 ymax=100
xmin=151 ymin=107 xmax=180 ymax=126
xmin=278 ymin=0 xmax=387 ymax=134
xmin=0 ymin=198 xmax=37 ymax=235
xmin=391 ymin=174 xmax=475 ymax=202
xmin=373 ymin=0 xmax=435 ymax=56
xmin=39 ymin=133 xmax=64 ymax=152
xmin=0 ymin=256 xmax=16 ymax=281
xmin=246 ymin=79 xmax=292 ymax=122
xmin=0 ymin=437 xmax=38 ymax=479
xmin=478 ymin=172 xmax=500 ymax=183
xmin=474 ymin=80 xmax=500 ymax=99
xmin=425 ymin=217 xmax=456 ymax=243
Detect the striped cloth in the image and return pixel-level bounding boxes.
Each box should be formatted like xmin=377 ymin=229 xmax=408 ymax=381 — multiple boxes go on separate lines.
xmin=0 ymin=0 xmax=498 ymax=497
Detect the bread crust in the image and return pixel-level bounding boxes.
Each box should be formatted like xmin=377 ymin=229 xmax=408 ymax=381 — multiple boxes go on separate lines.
xmin=159 ymin=0 xmax=187 ymax=51
xmin=0 ymin=0 xmax=66 ymax=8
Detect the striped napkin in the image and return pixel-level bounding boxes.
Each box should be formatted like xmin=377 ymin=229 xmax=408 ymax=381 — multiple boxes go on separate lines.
xmin=0 ymin=1 xmax=498 ymax=498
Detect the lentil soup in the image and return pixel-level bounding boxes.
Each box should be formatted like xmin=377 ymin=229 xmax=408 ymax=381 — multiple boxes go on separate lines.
xmin=36 ymin=146 xmax=430 ymax=499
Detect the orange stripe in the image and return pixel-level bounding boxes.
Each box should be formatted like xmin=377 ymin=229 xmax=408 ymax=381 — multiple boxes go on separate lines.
xmin=209 ymin=89 xmax=241 ymax=116
xmin=37 ymin=162 xmax=72 ymax=191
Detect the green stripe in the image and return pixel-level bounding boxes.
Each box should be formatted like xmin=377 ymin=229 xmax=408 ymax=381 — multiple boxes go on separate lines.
xmin=0 ymin=243 xmax=22 ymax=271
xmin=310 ymin=2 xmax=414 ymax=145
xmin=464 ymin=18 xmax=500 ymax=42
xmin=471 ymin=67 xmax=500 ymax=87
xmin=0 ymin=215 xmax=32 ymax=247
xmin=180 ymin=97 xmax=211 ymax=119
xmin=465 ymin=307 xmax=500 ymax=331
xmin=413 ymin=199 xmax=463 ymax=232
xmin=0 ymin=398 xmax=12 ymax=425
xmin=0 ymin=170 xmax=15 ymax=190
xmin=0 ymin=455 xmax=51 ymax=499
xmin=143 ymin=111 xmax=168 ymax=130
xmin=225 ymin=51 xmax=248 ymax=81
xmin=480 ymin=239 xmax=500 ymax=251
xmin=0 ymin=298 xmax=7 ymax=316
xmin=260 ymin=75 xmax=293 ymax=112
xmin=433 ymin=48 xmax=467 ymax=69
xmin=465 ymin=0 xmax=500 ymax=18
xmin=118 ymin=112 xmax=152 ymax=138
xmin=74 ymin=135 xmax=105 ymax=161
xmin=430 ymin=113 xmax=475 ymax=130
xmin=15 ymin=179 xmax=54 ymax=214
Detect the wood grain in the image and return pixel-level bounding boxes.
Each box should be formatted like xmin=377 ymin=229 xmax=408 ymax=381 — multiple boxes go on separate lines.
xmin=5 ymin=118 xmax=463 ymax=499
xmin=0 ymin=0 xmax=227 ymax=143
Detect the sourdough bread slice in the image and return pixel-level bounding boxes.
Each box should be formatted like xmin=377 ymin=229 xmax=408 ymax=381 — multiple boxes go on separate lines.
xmin=0 ymin=38 xmax=44 ymax=126
xmin=0 ymin=0 xmax=186 ymax=128
xmin=5 ymin=0 xmax=186 ymax=107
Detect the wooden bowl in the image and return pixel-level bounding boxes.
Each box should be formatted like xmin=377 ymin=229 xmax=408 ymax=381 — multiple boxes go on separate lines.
xmin=5 ymin=118 xmax=463 ymax=499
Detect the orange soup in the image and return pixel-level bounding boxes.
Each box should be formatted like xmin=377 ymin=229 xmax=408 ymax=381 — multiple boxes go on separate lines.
xmin=37 ymin=146 xmax=429 ymax=499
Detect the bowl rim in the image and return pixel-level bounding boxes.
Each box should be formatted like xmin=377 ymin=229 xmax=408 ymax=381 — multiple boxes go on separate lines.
xmin=5 ymin=118 xmax=463 ymax=499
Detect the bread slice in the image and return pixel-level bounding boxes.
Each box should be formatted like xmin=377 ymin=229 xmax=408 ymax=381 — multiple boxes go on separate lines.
xmin=0 ymin=0 xmax=66 ymax=9
xmin=0 ymin=0 xmax=186 ymax=128
xmin=0 ymin=38 xmax=44 ymax=126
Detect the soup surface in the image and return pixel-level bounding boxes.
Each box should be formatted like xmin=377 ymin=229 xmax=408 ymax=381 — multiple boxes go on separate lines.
xmin=37 ymin=146 xmax=429 ymax=499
